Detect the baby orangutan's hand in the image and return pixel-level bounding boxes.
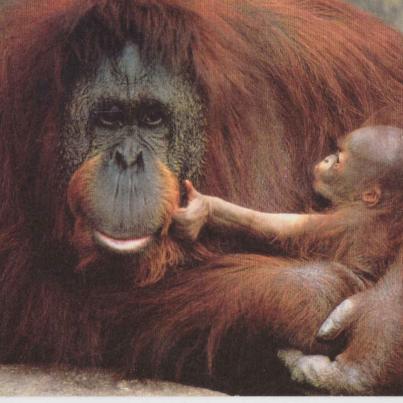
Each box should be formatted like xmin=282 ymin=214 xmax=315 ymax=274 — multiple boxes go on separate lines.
xmin=173 ymin=180 xmax=212 ymax=241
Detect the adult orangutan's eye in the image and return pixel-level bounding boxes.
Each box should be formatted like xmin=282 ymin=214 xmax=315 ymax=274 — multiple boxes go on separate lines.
xmin=137 ymin=101 xmax=167 ymax=129
xmin=92 ymin=105 xmax=126 ymax=129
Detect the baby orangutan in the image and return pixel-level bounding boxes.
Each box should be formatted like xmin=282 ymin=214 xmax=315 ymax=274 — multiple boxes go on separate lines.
xmin=174 ymin=125 xmax=403 ymax=394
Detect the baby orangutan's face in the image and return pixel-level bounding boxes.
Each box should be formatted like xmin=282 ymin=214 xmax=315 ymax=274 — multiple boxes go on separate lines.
xmin=313 ymin=140 xmax=350 ymax=204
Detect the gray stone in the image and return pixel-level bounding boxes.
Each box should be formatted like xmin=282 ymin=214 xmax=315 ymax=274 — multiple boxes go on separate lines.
xmin=0 ymin=365 xmax=224 ymax=396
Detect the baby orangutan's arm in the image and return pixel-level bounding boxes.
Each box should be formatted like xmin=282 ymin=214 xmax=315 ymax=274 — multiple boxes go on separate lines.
xmin=174 ymin=181 xmax=330 ymax=241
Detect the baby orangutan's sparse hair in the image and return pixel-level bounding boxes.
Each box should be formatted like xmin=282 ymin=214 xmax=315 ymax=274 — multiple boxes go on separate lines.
xmin=173 ymin=125 xmax=403 ymax=394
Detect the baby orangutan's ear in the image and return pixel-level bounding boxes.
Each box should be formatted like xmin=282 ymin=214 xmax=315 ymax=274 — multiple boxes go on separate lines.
xmin=361 ymin=184 xmax=381 ymax=207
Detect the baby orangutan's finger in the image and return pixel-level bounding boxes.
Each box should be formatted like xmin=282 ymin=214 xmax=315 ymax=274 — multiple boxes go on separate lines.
xmin=184 ymin=180 xmax=199 ymax=202
xmin=172 ymin=208 xmax=200 ymax=241
xmin=173 ymin=207 xmax=187 ymax=217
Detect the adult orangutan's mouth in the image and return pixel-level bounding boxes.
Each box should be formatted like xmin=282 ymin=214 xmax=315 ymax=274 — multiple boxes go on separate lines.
xmin=93 ymin=230 xmax=153 ymax=254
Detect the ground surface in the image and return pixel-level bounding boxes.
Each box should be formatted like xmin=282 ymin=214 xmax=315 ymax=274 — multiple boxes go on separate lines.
xmin=0 ymin=365 xmax=224 ymax=396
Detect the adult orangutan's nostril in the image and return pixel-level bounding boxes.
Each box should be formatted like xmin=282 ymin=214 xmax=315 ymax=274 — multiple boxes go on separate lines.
xmin=113 ymin=142 xmax=144 ymax=171
xmin=114 ymin=148 xmax=128 ymax=170
xmin=135 ymin=151 xmax=144 ymax=171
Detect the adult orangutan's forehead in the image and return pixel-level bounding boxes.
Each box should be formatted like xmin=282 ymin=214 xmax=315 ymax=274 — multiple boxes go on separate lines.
xmin=88 ymin=43 xmax=185 ymax=103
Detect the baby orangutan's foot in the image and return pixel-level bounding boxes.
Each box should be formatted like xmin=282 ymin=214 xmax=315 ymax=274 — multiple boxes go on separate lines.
xmin=278 ymin=349 xmax=372 ymax=395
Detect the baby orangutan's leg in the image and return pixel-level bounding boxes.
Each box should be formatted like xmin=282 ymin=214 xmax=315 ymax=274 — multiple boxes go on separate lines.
xmin=278 ymin=349 xmax=371 ymax=395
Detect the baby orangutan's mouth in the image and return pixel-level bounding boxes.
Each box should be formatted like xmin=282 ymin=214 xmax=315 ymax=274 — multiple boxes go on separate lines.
xmin=93 ymin=230 xmax=153 ymax=254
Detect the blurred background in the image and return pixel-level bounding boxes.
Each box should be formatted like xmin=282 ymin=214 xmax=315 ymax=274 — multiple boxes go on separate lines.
xmin=346 ymin=0 xmax=403 ymax=31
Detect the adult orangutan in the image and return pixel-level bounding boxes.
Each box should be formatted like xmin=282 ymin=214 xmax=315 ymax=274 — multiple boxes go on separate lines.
xmin=0 ymin=0 xmax=402 ymax=395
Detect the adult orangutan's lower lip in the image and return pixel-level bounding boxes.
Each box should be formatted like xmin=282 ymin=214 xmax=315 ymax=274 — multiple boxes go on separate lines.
xmin=94 ymin=231 xmax=153 ymax=253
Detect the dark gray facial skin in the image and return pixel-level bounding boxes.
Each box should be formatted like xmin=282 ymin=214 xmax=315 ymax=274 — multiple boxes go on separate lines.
xmin=61 ymin=43 xmax=206 ymax=241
